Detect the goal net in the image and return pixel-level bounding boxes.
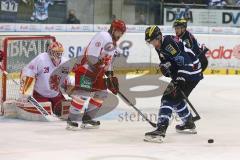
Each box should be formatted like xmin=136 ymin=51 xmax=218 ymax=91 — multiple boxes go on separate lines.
xmin=0 ymin=35 xmax=55 ymax=114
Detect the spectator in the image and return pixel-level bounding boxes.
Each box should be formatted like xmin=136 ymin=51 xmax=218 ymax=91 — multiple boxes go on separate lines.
xmin=66 ymin=9 xmax=80 ymax=24
xmin=224 ymin=0 xmax=235 ymax=5
xmin=212 ymin=0 xmax=240 ymax=5
xmin=0 ymin=0 xmax=20 ymax=22
xmin=30 ymin=0 xmax=54 ymax=22
xmin=234 ymin=0 xmax=240 ymax=5
xmin=135 ymin=14 xmax=147 ymax=25
xmin=208 ymin=0 xmax=227 ymax=6
xmin=165 ymin=0 xmax=181 ymax=3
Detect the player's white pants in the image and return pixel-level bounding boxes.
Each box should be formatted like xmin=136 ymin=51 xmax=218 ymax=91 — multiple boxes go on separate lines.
xmin=68 ymin=89 xmax=108 ymax=121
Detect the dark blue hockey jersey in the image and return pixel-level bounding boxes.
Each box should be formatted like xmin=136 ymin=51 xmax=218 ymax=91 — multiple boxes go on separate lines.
xmin=180 ymin=30 xmax=201 ymax=56
xmin=156 ymin=35 xmax=203 ymax=81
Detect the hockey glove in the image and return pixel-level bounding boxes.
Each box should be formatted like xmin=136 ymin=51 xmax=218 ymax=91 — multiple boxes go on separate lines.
xmin=105 ymin=76 xmax=119 ymax=95
xmin=174 ymin=76 xmax=186 ymax=90
xmin=159 ymin=62 xmax=171 ymax=77
xmin=200 ymin=44 xmax=209 ymax=55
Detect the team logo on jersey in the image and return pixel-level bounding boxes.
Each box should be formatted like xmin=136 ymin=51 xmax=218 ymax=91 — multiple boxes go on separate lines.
xmin=174 ymin=55 xmax=184 ymax=66
xmin=95 ymin=42 xmax=101 ymax=47
xmin=166 ymin=44 xmax=177 ymax=55
xmin=104 ymin=42 xmax=115 ymax=52
xmin=49 ymin=74 xmax=61 ymax=91
xmin=80 ymin=76 xmax=92 ymax=90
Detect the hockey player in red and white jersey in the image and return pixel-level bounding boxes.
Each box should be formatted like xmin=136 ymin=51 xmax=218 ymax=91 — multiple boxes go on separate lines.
xmin=20 ymin=41 xmax=67 ymax=116
xmin=66 ymin=19 xmax=126 ymax=129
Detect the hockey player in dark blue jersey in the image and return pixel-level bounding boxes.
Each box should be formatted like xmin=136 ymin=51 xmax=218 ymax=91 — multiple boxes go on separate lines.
xmin=173 ymin=19 xmax=209 ymax=72
xmin=144 ymin=26 xmax=203 ymax=143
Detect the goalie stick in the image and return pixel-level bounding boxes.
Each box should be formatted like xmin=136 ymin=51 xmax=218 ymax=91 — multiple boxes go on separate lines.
xmin=0 ymin=66 xmax=59 ymax=121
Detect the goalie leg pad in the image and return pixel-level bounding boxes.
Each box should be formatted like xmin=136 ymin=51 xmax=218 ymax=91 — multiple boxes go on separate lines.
xmin=3 ymin=100 xmax=52 ymax=121
xmin=49 ymin=93 xmax=66 ymax=117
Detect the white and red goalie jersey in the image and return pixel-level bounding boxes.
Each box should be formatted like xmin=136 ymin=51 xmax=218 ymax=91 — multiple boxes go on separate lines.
xmin=73 ymin=31 xmax=118 ymax=91
xmin=21 ymin=52 xmax=67 ymax=98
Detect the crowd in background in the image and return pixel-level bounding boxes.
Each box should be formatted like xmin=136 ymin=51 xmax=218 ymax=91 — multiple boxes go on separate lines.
xmin=167 ymin=0 xmax=240 ymax=6
xmin=0 ymin=0 xmax=240 ymax=25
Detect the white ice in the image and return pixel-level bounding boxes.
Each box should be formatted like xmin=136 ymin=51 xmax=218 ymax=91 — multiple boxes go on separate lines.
xmin=0 ymin=75 xmax=240 ymax=160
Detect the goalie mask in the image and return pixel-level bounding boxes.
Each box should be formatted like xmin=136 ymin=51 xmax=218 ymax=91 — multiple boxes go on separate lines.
xmin=47 ymin=41 xmax=64 ymax=66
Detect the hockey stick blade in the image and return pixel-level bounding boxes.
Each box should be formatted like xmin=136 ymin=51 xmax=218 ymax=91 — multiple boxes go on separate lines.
xmin=192 ymin=116 xmax=201 ymax=122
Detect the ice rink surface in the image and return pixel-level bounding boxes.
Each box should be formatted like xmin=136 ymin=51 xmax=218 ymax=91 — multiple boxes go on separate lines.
xmin=0 ymin=75 xmax=240 ymax=160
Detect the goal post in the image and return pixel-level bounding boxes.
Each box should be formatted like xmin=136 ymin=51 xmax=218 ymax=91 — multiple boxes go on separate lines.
xmin=0 ymin=35 xmax=56 ymax=114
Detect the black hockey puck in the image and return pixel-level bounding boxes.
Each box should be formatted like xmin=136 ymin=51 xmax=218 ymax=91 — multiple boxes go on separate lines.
xmin=208 ymin=139 xmax=214 ymax=143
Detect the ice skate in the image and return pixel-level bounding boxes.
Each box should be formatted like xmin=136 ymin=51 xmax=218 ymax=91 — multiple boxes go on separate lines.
xmin=80 ymin=112 xmax=100 ymax=129
xmin=176 ymin=117 xmax=197 ymax=134
xmin=66 ymin=118 xmax=79 ymax=131
xmin=144 ymin=124 xmax=168 ymax=143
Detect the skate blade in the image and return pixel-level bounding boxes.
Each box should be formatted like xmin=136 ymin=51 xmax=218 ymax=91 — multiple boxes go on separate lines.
xmin=80 ymin=123 xmax=100 ymax=129
xmin=144 ymin=135 xmax=164 ymax=143
xmin=176 ymin=128 xmax=197 ymax=134
xmin=66 ymin=123 xmax=80 ymax=131
xmin=66 ymin=125 xmax=80 ymax=131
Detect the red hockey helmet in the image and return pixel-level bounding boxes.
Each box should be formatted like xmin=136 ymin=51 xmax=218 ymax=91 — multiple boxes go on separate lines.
xmin=111 ymin=19 xmax=126 ymax=33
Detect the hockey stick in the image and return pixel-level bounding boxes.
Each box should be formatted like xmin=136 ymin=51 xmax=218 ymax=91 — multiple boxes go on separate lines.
xmin=104 ymin=74 xmax=157 ymax=127
xmin=64 ymin=82 xmax=157 ymax=127
xmin=0 ymin=66 xmax=58 ymax=121
xmin=168 ymin=71 xmax=201 ymax=122
xmin=27 ymin=96 xmax=59 ymax=121
xmin=117 ymin=91 xmax=157 ymax=128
